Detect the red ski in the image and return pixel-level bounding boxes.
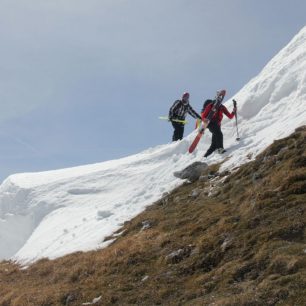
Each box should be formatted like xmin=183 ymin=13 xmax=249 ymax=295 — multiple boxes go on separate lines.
xmin=188 ymin=120 xmax=209 ymax=153
xmin=188 ymin=90 xmax=226 ymax=153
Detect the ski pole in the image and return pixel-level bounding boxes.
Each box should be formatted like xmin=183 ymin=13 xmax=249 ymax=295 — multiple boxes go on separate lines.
xmin=233 ymin=99 xmax=240 ymax=141
xmin=158 ymin=116 xmax=188 ymax=124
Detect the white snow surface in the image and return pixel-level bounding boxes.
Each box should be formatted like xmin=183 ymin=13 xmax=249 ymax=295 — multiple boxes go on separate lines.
xmin=1 ymin=26 xmax=306 ymax=264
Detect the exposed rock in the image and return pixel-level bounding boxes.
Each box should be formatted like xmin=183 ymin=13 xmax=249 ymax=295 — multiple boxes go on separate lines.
xmin=141 ymin=220 xmax=152 ymax=231
xmin=220 ymin=236 xmax=233 ymax=252
xmin=82 ymin=295 xmax=102 ymax=305
xmin=173 ymin=162 xmax=208 ymax=182
xmin=141 ymin=275 xmax=149 ymax=282
xmin=199 ymin=175 xmax=209 ymax=182
xmin=165 ymin=246 xmax=192 ymax=264
xmin=190 ymin=188 xmax=200 ymax=198
xmin=252 ymin=172 xmax=262 ymax=182
xmin=173 ymin=196 xmax=180 ymax=203
xmin=64 ymin=294 xmax=76 ymax=305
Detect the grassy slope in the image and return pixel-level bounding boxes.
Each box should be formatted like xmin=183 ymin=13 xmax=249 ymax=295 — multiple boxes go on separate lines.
xmin=0 ymin=126 xmax=305 ymax=306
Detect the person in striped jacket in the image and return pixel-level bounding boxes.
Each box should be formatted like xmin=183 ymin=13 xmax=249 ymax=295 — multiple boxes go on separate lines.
xmin=169 ymin=92 xmax=201 ymax=141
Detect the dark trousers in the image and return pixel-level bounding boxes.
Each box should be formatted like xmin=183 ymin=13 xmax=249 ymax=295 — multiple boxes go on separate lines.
xmin=204 ymin=121 xmax=223 ymax=157
xmin=172 ymin=122 xmax=184 ymax=141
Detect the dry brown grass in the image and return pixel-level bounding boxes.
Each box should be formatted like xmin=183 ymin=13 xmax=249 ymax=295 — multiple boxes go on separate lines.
xmin=0 ymin=126 xmax=305 ymax=306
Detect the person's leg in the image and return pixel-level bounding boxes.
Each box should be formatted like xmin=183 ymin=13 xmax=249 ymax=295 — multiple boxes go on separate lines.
xmin=215 ymin=125 xmax=224 ymax=150
xmin=177 ymin=124 xmax=184 ymax=140
xmin=204 ymin=122 xmax=218 ymax=157
xmin=172 ymin=122 xmax=178 ymax=141
xmin=172 ymin=122 xmax=184 ymax=141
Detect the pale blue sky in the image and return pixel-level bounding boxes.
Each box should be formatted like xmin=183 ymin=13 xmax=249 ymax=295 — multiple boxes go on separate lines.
xmin=0 ymin=0 xmax=305 ymax=181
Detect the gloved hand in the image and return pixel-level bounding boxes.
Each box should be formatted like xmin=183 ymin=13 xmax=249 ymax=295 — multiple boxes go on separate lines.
xmin=198 ymin=121 xmax=206 ymax=133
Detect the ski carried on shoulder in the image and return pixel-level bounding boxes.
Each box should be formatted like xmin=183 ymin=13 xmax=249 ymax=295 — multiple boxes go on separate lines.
xmin=188 ymin=90 xmax=226 ymax=153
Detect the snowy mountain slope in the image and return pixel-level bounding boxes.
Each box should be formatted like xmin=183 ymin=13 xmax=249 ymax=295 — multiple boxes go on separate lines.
xmin=0 ymin=26 xmax=306 ymax=264
xmin=0 ymin=141 xmax=194 ymax=262
xmin=199 ymin=25 xmax=306 ymax=170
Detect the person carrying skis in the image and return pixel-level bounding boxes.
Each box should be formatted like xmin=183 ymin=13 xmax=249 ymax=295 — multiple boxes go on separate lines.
xmin=169 ymin=92 xmax=202 ymax=141
xmin=201 ymin=92 xmax=236 ymax=157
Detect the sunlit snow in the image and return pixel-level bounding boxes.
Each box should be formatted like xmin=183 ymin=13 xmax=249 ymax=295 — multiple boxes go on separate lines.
xmin=0 ymin=26 xmax=306 ymax=264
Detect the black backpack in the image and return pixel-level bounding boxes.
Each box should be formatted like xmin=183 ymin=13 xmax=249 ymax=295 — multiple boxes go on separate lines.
xmin=202 ymin=99 xmax=213 ymax=112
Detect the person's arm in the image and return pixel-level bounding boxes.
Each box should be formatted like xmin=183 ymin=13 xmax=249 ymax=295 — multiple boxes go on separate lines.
xmin=187 ymin=104 xmax=201 ymax=120
xmin=222 ymin=105 xmax=236 ymax=119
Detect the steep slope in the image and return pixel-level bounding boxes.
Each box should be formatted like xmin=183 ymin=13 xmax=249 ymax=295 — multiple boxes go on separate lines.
xmin=216 ymin=25 xmax=306 ymax=170
xmin=0 ymin=26 xmax=306 ymax=263
xmin=0 ymin=126 xmax=305 ymax=306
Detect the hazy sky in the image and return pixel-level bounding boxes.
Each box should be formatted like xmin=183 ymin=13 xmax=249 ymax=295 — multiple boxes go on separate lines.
xmin=0 ymin=0 xmax=305 ymax=181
